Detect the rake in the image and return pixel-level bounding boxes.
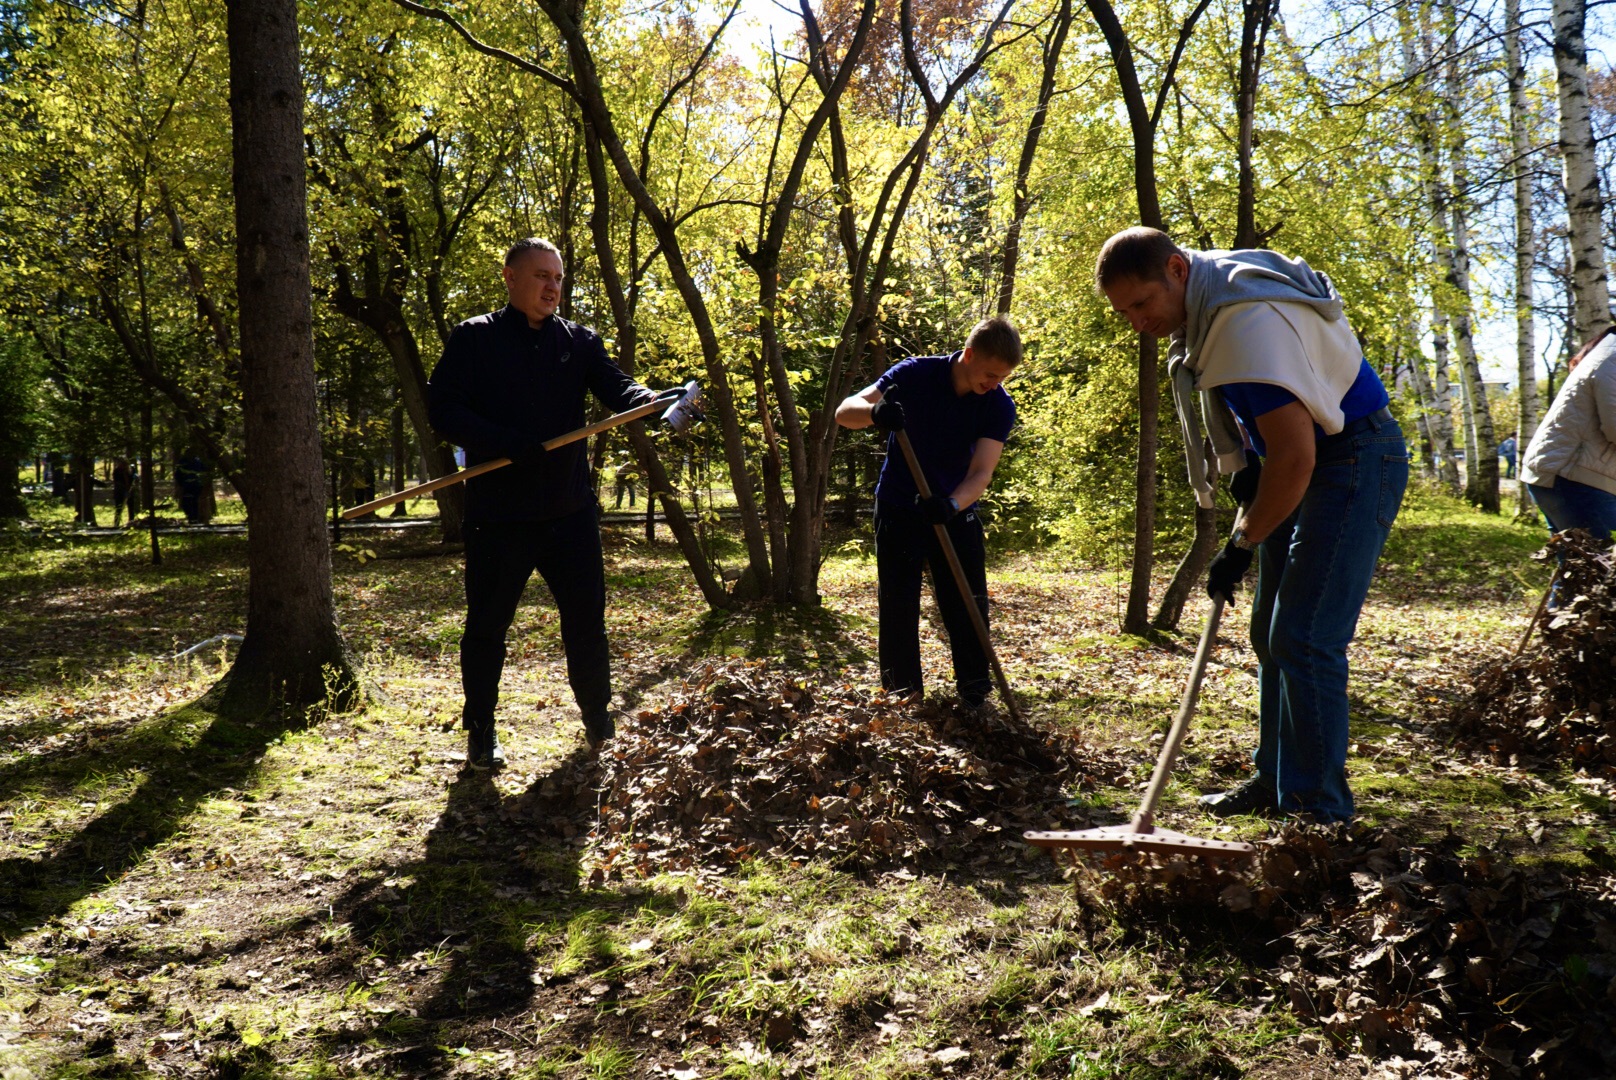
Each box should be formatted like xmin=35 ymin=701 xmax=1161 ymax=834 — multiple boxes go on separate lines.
xmin=1024 ymin=594 xmax=1256 ymax=860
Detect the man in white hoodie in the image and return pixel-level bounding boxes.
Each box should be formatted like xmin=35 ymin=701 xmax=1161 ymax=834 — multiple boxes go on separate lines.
xmin=1096 ymin=227 xmax=1408 ymax=823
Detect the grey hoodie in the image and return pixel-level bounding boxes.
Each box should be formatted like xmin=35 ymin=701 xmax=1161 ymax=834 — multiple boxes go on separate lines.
xmin=1167 ymin=249 xmax=1347 ymax=507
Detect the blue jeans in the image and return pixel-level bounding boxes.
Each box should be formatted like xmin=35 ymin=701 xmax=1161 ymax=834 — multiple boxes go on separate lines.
xmin=1527 ymin=476 xmax=1616 ymax=539
xmin=1249 ymin=414 xmax=1408 ymax=822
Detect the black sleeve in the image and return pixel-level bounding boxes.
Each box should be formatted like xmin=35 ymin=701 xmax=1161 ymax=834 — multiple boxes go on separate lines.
xmin=581 ymin=329 xmax=659 ymax=414
xmin=426 ymin=324 xmax=523 ymax=459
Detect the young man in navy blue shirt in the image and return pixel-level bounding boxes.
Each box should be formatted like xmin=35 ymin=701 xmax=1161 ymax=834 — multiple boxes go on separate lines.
xmin=427 ymin=238 xmax=663 ymax=770
xmin=835 ymin=317 xmax=1021 ymax=709
xmin=1097 ymin=227 xmax=1408 ymax=823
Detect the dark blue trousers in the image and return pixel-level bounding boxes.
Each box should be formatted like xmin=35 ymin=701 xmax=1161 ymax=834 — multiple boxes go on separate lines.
xmin=874 ymin=500 xmax=992 ymax=703
xmin=460 ymin=507 xmax=612 ymax=732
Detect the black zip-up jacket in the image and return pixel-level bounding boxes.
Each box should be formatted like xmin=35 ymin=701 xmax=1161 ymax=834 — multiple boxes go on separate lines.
xmin=426 ymin=305 xmax=658 ymax=522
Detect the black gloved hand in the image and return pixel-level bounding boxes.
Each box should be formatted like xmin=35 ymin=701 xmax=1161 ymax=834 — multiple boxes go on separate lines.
xmin=917 ymin=493 xmax=958 ymax=524
xmin=869 ymin=398 xmax=905 ymax=432
xmin=1228 ymin=449 xmax=1262 ymax=506
xmin=1206 ymin=539 xmax=1254 ymax=602
xmin=501 ymin=430 xmax=548 ymax=464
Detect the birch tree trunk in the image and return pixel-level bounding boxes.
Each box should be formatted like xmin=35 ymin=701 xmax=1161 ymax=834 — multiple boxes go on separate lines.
xmin=1441 ymin=0 xmax=1499 ymax=512
xmin=1429 ymin=308 xmax=1462 ymax=490
xmin=1553 ymin=0 xmax=1612 ymax=341
xmin=1507 ymin=0 xmax=1538 ymax=513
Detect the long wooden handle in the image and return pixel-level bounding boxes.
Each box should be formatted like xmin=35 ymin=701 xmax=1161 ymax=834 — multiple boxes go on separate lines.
xmin=1131 ymin=595 xmax=1224 ymax=832
xmin=340 ymin=396 xmax=670 ymax=520
xmin=893 ymin=429 xmax=1021 ymax=722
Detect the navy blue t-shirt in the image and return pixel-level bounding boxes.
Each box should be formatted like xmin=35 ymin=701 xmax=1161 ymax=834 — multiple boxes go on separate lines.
xmin=873 ymin=353 xmax=1016 ymax=507
xmin=1221 ymin=358 xmax=1389 ymax=456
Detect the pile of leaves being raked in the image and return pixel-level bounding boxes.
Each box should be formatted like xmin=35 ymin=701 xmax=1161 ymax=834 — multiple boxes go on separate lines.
xmin=517 ymin=659 xmax=1120 ymax=876
xmin=1446 ymin=530 xmax=1616 ymax=775
xmin=1062 ymin=824 xmax=1616 ymax=1079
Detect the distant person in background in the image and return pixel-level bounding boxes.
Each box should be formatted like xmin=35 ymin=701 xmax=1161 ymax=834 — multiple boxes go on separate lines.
xmin=1498 ymin=434 xmax=1517 ymax=479
xmin=112 ymin=458 xmax=135 ymax=527
xmin=612 ymin=459 xmax=638 ymax=509
xmin=176 ymin=452 xmax=207 ymax=524
xmin=1521 ymin=328 xmax=1616 ymax=543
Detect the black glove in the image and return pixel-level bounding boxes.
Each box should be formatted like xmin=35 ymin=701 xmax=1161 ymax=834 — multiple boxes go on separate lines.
xmin=869 ymin=398 xmax=905 ymax=432
xmin=917 ymin=494 xmax=958 ymax=524
xmin=1228 ymin=449 xmax=1262 ymax=506
xmin=1206 ymin=539 xmax=1254 ymax=602
xmin=501 ymin=430 xmax=548 ymax=464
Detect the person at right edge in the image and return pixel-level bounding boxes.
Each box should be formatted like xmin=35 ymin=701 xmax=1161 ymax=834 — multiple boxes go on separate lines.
xmin=1521 ymin=327 xmax=1616 ymax=546
xmin=1097 ymin=227 xmax=1409 ymax=823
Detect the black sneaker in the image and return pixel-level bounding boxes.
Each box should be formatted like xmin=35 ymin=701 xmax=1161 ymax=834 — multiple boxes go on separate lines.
xmin=467 ymin=727 xmax=506 ymax=772
xmin=583 ymin=710 xmax=616 ymax=753
xmin=1198 ymin=776 xmax=1277 ymax=817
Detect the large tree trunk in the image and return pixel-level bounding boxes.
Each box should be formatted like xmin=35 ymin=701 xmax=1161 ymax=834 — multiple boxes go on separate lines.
xmin=1507 ymin=0 xmax=1538 ymax=513
xmin=220 ymin=0 xmax=353 ymax=710
xmin=1553 ymin=0 xmax=1612 ymax=342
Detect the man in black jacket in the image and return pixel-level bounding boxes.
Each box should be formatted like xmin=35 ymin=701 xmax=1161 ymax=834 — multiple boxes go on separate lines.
xmin=427 ymin=237 xmax=661 ymax=769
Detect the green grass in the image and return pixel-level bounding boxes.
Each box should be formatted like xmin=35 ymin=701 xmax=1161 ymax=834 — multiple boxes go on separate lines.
xmin=0 ymin=482 xmax=1608 ymax=1077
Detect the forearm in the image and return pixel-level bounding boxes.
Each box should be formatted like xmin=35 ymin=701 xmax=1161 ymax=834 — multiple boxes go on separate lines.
xmin=948 ymin=438 xmax=1006 ymax=509
xmin=836 ymin=395 xmax=875 ymax=429
xmin=949 ymin=466 xmax=997 ymax=510
xmin=1240 ymin=454 xmax=1309 ymax=540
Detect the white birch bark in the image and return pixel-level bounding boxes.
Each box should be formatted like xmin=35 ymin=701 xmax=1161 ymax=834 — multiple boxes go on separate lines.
xmin=1429 ymin=308 xmax=1462 ymax=490
xmin=1399 ymin=3 xmax=1462 ymax=492
xmin=1507 ymin=0 xmax=1539 ymax=511
xmin=1443 ymin=0 xmax=1499 ymax=512
xmin=1553 ymin=0 xmax=1612 ymax=341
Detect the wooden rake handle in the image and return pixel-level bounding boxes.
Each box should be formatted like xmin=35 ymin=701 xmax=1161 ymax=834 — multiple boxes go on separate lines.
xmin=892 ymin=428 xmax=1021 ymax=723
xmin=340 ymin=395 xmax=673 ymax=520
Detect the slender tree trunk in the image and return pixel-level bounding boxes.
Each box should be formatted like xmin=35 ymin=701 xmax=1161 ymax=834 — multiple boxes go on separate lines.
xmin=1507 ymin=0 xmax=1538 ymax=513
xmin=1429 ymin=308 xmax=1462 ymax=489
xmin=1448 ymin=196 xmax=1499 ymax=510
xmin=1553 ymin=0 xmax=1611 ymax=341
xmin=996 ymin=0 xmax=1071 ymax=314
xmin=1233 ymin=0 xmax=1278 ymax=249
xmin=221 ymin=0 xmax=353 ymax=710
xmin=580 ymin=121 xmax=729 ymax=607
xmin=1156 ymin=0 xmax=1269 ymax=630
xmin=142 ymin=392 xmax=160 ymax=563
xmin=1437 ymin=0 xmax=1497 ymax=511
xmin=1404 ymin=344 xmax=1439 ymax=478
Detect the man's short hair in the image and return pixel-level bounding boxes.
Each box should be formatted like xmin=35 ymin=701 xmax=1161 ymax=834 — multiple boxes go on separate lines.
xmin=1094 ymin=227 xmax=1184 ymax=290
xmin=504 ymin=237 xmax=563 ymax=266
xmin=965 ymin=315 xmax=1022 ymax=367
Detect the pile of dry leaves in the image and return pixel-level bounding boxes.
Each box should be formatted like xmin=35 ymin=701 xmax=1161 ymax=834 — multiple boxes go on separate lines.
xmin=519 ymin=660 xmax=1116 ymax=875
xmin=1445 ymin=530 xmax=1616 ymax=775
xmin=1064 ymin=824 xmax=1616 ymax=1078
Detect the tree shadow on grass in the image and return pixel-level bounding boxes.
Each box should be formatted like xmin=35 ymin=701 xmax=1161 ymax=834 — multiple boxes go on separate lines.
xmin=683 ymin=602 xmax=871 ymax=674
xmin=0 ymin=699 xmax=306 ymax=943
